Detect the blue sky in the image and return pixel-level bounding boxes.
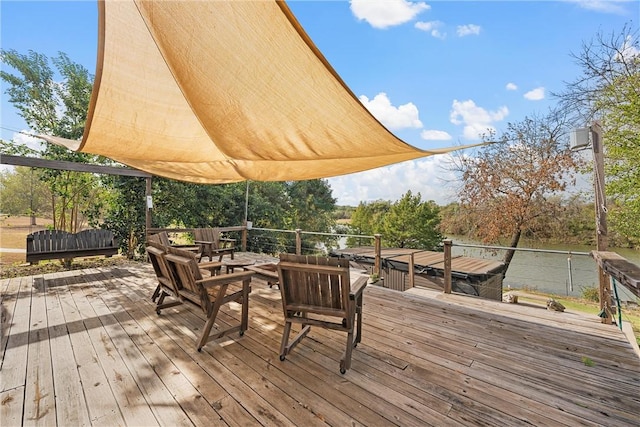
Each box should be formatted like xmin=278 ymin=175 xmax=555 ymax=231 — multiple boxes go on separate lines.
xmin=1 ymin=0 xmax=638 ymax=206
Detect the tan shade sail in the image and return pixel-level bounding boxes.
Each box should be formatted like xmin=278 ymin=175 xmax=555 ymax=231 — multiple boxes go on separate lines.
xmin=51 ymin=0 xmax=478 ymax=183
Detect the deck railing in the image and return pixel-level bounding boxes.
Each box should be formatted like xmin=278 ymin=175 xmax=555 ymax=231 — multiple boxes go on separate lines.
xmin=147 ymin=225 xmax=383 ymax=276
xmin=147 ymin=225 xmax=639 ymax=313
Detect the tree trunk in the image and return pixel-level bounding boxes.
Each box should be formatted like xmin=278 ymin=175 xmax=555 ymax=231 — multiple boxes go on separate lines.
xmin=500 ymin=229 xmax=522 ymax=278
xmin=51 ymin=194 xmax=57 ymax=229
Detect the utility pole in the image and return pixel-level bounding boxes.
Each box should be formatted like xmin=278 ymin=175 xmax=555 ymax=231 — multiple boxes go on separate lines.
xmin=145 ymin=177 xmax=152 ymax=237
xmin=591 ymin=121 xmax=611 ymax=324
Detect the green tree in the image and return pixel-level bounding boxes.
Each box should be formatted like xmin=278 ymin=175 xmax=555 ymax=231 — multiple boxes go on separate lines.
xmin=556 ymin=25 xmax=640 ymax=247
xmin=383 ymin=191 xmax=442 ymax=250
xmin=600 ymin=57 xmax=640 ymax=247
xmin=334 ymin=205 xmax=356 ymax=221
xmin=284 ymin=179 xmax=337 ymax=253
xmin=0 ymin=49 xmax=106 ymax=232
xmin=0 ymin=166 xmax=51 ymax=217
xmin=145 ymin=178 xmax=336 ymax=255
xmin=346 ymin=200 xmax=390 ymax=247
xmin=244 ymin=182 xmax=291 ymax=254
xmin=102 ymin=176 xmax=147 ymax=259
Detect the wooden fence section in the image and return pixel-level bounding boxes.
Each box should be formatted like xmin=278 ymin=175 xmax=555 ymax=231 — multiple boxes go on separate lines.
xmin=1 ymin=261 xmax=638 ymax=426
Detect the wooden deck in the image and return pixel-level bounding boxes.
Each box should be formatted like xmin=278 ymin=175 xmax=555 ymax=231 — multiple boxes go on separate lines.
xmin=2 ymin=256 xmax=639 ymax=426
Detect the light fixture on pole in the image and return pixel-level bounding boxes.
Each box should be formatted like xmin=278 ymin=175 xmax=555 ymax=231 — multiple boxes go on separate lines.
xmin=570 ymin=121 xmax=611 ymax=324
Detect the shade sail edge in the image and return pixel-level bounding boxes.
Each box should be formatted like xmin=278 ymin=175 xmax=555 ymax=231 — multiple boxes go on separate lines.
xmin=36 ymin=1 xmax=487 ymax=185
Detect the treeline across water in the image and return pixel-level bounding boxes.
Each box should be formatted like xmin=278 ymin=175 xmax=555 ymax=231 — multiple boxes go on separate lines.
xmin=337 ymin=196 xmax=639 ymax=251
xmin=438 ymin=197 xmax=639 ymax=250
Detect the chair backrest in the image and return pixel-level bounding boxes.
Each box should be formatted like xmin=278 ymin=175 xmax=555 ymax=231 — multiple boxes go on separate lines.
xmin=146 ymin=245 xmax=176 ymax=292
xmin=164 ymin=246 xmax=208 ymax=309
xmin=149 ymin=231 xmax=172 ymax=247
xmin=277 ymin=254 xmax=352 ymax=319
xmin=194 ymin=227 xmax=221 ymax=249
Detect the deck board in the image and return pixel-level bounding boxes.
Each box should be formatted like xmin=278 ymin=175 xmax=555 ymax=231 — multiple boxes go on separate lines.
xmin=1 ymin=258 xmax=639 ymax=426
xmin=45 ymin=280 xmax=91 ymax=427
xmin=56 ymin=274 xmax=128 ymax=427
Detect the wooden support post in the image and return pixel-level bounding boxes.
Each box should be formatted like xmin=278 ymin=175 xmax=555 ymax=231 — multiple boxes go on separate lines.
xmin=444 ymin=239 xmax=452 ymax=294
xmin=408 ymin=252 xmax=415 ymax=290
xmin=591 ymin=122 xmax=611 ymax=324
xmin=374 ymin=234 xmax=382 ymax=277
xmin=295 ymin=229 xmax=302 ymax=255
xmin=241 ymin=221 xmax=248 ymax=252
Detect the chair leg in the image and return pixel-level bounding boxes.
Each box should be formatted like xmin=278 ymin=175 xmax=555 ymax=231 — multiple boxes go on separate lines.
xmin=355 ymin=298 xmax=363 ymax=346
xmin=239 ymin=280 xmax=250 ymax=335
xmin=156 ymin=290 xmax=182 ymax=314
xmin=151 ymin=285 xmax=161 ymax=302
xmin=341 ymin=328 xmax=355 ymax=374
xmin=197 ymin=285 xmax=228 ymax=351
xmin=156 ymin=299 xmax=182 ymax=314
xmin=157 ymin=291 xmax=167 ymax=306
xmin=280 ymin=323 xmax=311 ymax=361
xmin=279 ymin=321 xmax=293 ymax=360
xmin=341 ymin=299 xmax=362 ymax=374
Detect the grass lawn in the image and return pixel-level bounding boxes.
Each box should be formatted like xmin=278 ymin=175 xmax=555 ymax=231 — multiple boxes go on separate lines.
xmin=509 ymin=288 xmax=640 ymax=346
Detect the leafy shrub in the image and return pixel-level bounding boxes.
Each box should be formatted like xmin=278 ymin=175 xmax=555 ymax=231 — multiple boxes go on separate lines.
xmin=580 ymin=286 xmax=600 ymax=302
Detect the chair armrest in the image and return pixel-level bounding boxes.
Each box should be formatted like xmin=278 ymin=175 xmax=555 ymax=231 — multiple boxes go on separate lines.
xmin=219 ymin=238 xmax=236 ymax=249
xmin=197 ymin=270 xmax=254 ymax=287
xmin=199 ymin=261 xmax=223 ymax=270
xmin=195 ymin=240 xmax=214 ymax=245
xmin=350 ymin=276 xmax=368 ymax=300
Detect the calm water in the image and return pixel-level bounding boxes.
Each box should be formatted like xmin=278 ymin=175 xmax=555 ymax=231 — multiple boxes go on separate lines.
xmin=449 ymin=236 xmax=640 ymax=302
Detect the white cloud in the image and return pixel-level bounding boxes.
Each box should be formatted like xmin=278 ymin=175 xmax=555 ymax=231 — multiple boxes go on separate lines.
xmin=13 ymin=130 xmax=44 ymax=151
xmin=615 ymin=35 xmax=640 ymax=62
xmin=415 ymin=20 xmax=446 ymax=39
xmin=420 ymin=129 xmax=452 ymax=141
xmin=449 ymin=99 xmax=508 ymax=140
xmin=524 ymin=87 xmax=545 ymax=101
xmin=350 ymin=0 xmax=430 ymax=29
xmin=563 ymin=0 xmax=628 ymax=14
xmin=327 ymin=156 xmax=459 ymax=206
xmin=0 ymin=131 xmax=45 ymax=174
xmin=506 ymin=82 xmax=518 ymax=91
xmin=456 ymin=24 xmax=481 ymax=37
xmin=359 ymin=92 xmax=423 ymax=130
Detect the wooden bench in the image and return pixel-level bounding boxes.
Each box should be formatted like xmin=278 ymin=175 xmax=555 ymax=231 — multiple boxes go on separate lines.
xmin=26 ymin=229 xmax=118 ymax=264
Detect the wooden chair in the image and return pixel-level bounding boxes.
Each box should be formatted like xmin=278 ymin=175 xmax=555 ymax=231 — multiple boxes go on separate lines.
xmin=162 ymin=247 xmax=253 ymax=351
xmin=277 ymin=254 xmax=367 ymax=373
xmin=193 ymin=228 xmax=235 ymax=261
xmin=147 ymin=242 xmax=224 ymax=308
xmin=149 ymin=231 xmax=200 ymax=254
xmin=147 ymin=243 xmax=183 ymax=311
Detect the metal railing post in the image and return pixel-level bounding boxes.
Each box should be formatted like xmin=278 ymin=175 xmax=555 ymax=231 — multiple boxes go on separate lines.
xmin=591 ymin=122 xmax=612 ymax=324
